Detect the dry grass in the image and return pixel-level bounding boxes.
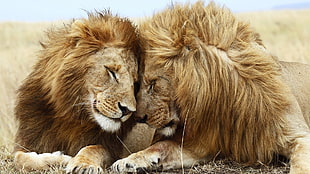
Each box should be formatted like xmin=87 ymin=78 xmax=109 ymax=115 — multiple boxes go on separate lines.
xmin=0 ymin=9 xmax=309 ymax=173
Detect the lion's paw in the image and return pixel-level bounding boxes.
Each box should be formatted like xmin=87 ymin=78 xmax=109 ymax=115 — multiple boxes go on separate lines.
xmin=65 ymin=158 xmax=103 ymax=174
xmin=111 ymin=153 xmax=161 ymax=173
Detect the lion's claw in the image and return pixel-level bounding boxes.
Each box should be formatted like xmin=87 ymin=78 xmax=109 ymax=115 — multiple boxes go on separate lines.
xmin=125 ymin=163 xmax=133 ymax=169
xmin=111 ymin=153 xmax=161 ymax=173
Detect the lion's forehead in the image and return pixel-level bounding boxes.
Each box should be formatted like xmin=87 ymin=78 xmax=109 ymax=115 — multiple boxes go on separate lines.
xmin=94 ymin=48 xmax=137 ymax=73
xmin=84 ymin=48 xmax=138 ymax=91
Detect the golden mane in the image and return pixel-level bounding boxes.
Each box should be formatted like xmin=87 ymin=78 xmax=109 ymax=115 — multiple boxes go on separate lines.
xmin=139 ymin=1 xmax=291 ymax=163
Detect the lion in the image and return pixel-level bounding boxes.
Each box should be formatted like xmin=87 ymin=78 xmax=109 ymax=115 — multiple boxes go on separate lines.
xmin=13 ymin=11 xmax=154 ymax=173
xmin=112 ymin=2 xmax=310 ymax=174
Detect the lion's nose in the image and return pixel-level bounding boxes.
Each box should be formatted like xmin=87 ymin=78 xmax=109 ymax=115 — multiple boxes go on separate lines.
xmin=135 ymin=115 xmax=148 ymax=123
xmin=118 ymin=102 xmax=132 ymax=116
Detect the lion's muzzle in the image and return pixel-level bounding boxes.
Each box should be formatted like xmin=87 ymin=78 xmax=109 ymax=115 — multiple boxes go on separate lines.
xmin=118 ymin=102 xmax=132 ymax=117
xmin=92 ymin=98 xmax=135 ymax=124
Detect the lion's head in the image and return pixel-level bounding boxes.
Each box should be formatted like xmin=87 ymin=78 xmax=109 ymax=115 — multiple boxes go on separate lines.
xmin=36 ymin=12 xmax=139 ymax=133
xmin=136 ymin=62 xmax=179 ymax=136
xmin=136 ymin=2 xmax=291 ymax=163
xmin=84 ymin=47 xmax=138 ymax=132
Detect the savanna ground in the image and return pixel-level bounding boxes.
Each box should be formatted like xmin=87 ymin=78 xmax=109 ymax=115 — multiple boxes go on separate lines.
xmin=0 ymin=9 xmax=310 ymax=173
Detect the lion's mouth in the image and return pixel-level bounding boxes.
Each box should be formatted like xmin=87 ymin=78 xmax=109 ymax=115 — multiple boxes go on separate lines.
xmin=155 ymin=112 xmax=180 ymax=137
xmin=163 ymin=120 xmax=175 ymax=128
xmin=156 ymin=120 xmax=178 ymax=137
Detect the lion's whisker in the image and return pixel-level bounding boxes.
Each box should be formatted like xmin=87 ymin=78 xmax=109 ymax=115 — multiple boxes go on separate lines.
xmin=14 ymin=142 xmax=32 ymax=153
xmin=72 ymin=102 xmax=89 ymax=107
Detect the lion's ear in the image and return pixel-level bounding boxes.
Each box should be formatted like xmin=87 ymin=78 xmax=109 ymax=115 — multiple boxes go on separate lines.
xmin=68 ymin=20 xmax=88 ymax=47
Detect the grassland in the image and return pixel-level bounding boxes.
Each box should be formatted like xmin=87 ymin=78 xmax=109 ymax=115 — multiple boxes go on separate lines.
xmin=0 ymin=9 xmax=309 ymax=173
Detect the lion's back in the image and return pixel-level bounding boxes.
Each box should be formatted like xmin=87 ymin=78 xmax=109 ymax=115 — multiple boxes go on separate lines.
xmin=280 ymin=61 xmax=310 ymax=125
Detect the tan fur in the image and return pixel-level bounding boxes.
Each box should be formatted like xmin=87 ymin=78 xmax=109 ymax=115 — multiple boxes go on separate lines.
xmin=112 ymin=2 xmax=310 ymax=173
xmin=13 ymin=11 xmax=154 ymax=172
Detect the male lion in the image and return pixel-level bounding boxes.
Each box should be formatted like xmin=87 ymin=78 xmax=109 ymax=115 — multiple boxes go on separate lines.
xmin=112 ymin=2 xmax=310 ymax=174
xmin=13 ymin=11 xmax=153 ymax=173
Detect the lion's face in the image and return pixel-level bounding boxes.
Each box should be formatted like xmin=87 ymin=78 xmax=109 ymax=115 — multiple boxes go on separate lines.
xmin=85 ymin=47 xmax=138 ymax=132
xmin=136 ymin=60 xmax=179 ymax=137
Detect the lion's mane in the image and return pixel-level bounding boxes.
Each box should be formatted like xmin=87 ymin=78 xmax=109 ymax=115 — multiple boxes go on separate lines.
xmin=14 ymin=11 xmax=139 ymax=159
xmin=140 ymin=2 xmax=292 ymax=164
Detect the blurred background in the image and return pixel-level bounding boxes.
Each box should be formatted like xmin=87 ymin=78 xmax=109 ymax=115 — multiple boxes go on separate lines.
xmin=0 ymin=0 xmax=309 ymax=172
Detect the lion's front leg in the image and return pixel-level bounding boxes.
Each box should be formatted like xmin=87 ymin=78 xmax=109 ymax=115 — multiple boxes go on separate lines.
xmin=289 ymin=136 xmax=310 ymax=174
xmin=66 ymin=145 xmax=112 ymax=174
xmin=111 ymin=140 xmax=198 ymax=173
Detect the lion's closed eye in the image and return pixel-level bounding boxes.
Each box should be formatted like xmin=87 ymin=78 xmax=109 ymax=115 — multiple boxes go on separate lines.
xmin=148 ymin=80 xmax=156 ymax=94
xmin=105 ymin=66 xmax=118 ymax=82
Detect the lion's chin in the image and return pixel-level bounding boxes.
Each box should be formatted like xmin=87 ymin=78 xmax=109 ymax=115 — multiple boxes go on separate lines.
xmin=93 ymin=112 xmax=121 ymax=133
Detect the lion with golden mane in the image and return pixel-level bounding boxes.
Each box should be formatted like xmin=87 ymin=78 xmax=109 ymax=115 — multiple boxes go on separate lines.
xmin=112 ymin=2 xmax=310 ymax=174
xmin=13 ymin=11 xmax=153 ymax=173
